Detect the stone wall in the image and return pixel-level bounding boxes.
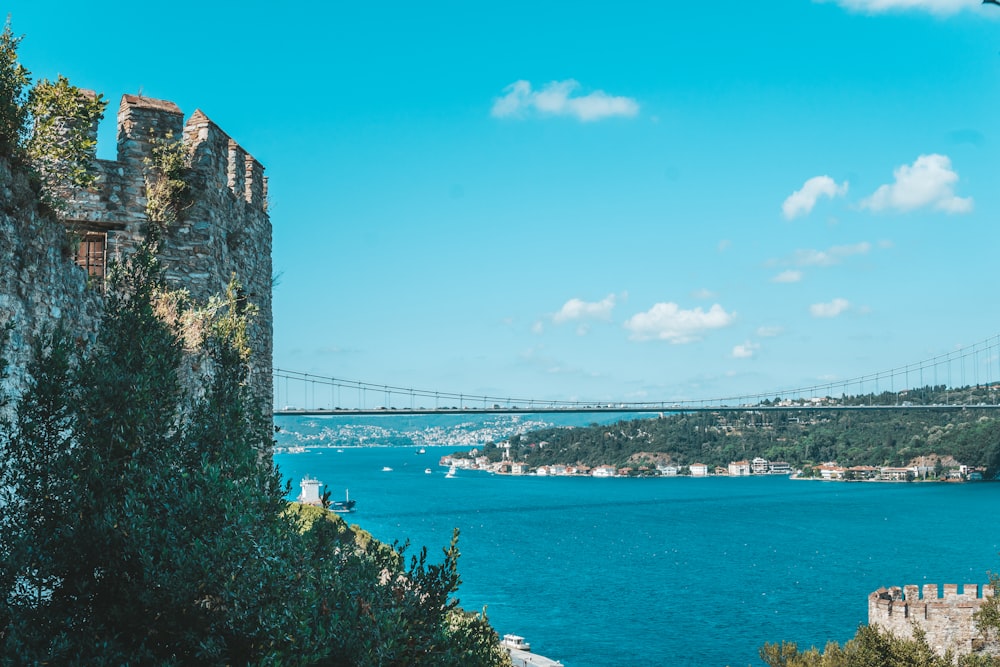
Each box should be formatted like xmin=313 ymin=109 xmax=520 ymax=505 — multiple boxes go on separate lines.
xmin=0 ymin=156 xmax=102 ymax=415
xmin=869 ymin=583 xmax=999 ymax=660
xmin=1 ymin=92 xmax=272 ymax=418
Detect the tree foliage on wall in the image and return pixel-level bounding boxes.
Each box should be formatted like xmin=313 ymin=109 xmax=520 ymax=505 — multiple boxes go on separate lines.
xmin=760 ymin=624 xmax=998 ymax=667
xmin=0 ymin=18 xmax=107 ymax=211
xmin=0 ymin=241 xmax=510 ymax=665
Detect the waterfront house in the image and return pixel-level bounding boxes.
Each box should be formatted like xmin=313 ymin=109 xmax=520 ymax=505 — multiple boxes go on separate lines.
xmin=690 ymin=463 xmax=709 ymax=477
xmin=751 ymin=457 xmax=769 ymax=475
xmin=657 ymin=465 xmax=678 ymax=476
xmin=879 ymin=467 xmax=913 ymax=482
xmin=816 ymin=464 xmax=846 ymax=480
xmin=592 ymin=465 xmax=617 ymax=477
xmin=768 ymin=461 xmax=792 ymax=475
xmin=551 ymin=464 xmax=568 ymax=476
xmin=846 ymin=465 xmax=879 ymax=481
xmin=536 ymin=466 xmax=550 ymax=476
xmin=511 ymin=462 xmax=529 ymax=475
xmin=728 ymin=460 xmax=751 ymax=476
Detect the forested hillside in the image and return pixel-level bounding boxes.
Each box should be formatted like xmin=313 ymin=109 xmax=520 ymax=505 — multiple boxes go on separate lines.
xmin=471 ymin=406 xmax=1000 ymax=478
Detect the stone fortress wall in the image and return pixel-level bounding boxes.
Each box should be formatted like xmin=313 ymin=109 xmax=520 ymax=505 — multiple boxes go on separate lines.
xmin=869 ymin=583 xmax=999 ymax=660
xmin=0 ymin=92 xmax=272 ymax=415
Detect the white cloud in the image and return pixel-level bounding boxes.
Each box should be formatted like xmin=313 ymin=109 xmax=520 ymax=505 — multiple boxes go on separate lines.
xmin=531 ymin=320 xmax=544 ymax=334
xmin=861 ymin=154 xmax=973 ymax=214
xmin=552 ymin=294 xmax=617 ymax=324
xmin=792 ymin=242 xmax=872 ymax=267
xmin=624 ymin=303 xmax=735 ymax=343
xmin=732 ymin=341 xmax=760 ymax=359
xmin=810 ymin=298 xmax=851 ymax=318
xmin=782 ymin=176 xmax=849 ymax=220
xmin=757 ymin=325 xmax=783 ymax=337
xmin=822 ymin=0 xmax=979 ymax=15
xmin=691 ymin=287 xmax=717 ymax=299
xmin=492 ymin=80 xmax=639 ymax=122
xmin=772 ymin=270 xmax=803 ymax=284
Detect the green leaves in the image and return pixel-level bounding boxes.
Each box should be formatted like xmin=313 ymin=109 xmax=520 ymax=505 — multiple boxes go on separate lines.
xmin=0 ymin=17 xmax=29 ymax=159
xmin=0 ymin=240 xmax=510 ymax=666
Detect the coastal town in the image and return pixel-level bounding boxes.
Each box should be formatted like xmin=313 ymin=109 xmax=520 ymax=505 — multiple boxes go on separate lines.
xmin=440 ymin=451 xmax=985 ymax=482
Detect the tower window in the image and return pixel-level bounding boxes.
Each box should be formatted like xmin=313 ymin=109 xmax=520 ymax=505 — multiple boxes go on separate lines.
xmin=75 ymin=232 xmax=107 ymax=286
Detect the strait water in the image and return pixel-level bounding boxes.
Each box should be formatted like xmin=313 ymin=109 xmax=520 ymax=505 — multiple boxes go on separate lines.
xmin=274 ymin=414 xmax=1000 ymax=667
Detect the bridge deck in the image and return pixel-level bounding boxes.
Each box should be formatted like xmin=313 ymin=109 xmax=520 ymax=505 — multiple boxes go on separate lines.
xmin=273 ymin=404 xmax=999 ymax=416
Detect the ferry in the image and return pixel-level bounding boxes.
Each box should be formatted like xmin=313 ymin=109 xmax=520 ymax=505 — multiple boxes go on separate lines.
xmin=501 ymin=634 xmax=531 ymax=651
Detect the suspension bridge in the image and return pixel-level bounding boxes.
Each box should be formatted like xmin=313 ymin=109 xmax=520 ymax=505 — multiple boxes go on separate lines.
xmin=273 ymin=333 xmax=1000 ymax=416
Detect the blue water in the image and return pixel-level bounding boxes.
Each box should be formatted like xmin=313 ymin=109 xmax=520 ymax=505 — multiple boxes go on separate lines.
xmin=274 ymin=415 xmax=1000 ymax=667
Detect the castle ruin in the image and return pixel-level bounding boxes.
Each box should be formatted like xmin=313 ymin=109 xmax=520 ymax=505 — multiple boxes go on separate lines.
xmin=869 ymin=583 xmax=999 ymax=660
xmin=0 ymin=92 xmax=272 ymax=416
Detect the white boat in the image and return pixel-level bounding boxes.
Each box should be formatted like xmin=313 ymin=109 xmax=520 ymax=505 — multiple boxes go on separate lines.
xmin=417 ymin=448 xmax=426 ymax=454
xmin=501 ymin=634 xmax=531 ymax=652
xmin=424 ymin=468 xmax=432 ymax=474
xmin=445 ymin=465 xmax=457 ymax=478
xmin=381 ymin=466 xmax=393 ymax=472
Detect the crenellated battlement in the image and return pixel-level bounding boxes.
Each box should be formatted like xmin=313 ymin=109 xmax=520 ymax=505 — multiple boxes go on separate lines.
xmin=54 ymin=92 xmax=273 ymax=417
xmin=67 ymin=93 xmax=267 ymax=229
xmin=869 ymin=584 xmax=999 ymax=661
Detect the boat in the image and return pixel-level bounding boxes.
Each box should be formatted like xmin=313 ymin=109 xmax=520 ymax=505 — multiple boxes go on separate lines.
xmin=417 ymin=447 xmax=426 ymax=454
xmin=501 ymin=634 xmax=531 ymax=652
xmin=424 ymin=468 xmax=432 ymax=474
xmin=381 ymin=466 xmax=393 ymax=472
xmin=329 ymin=488 xmax=356 ymax=514
xmin=445 ymin=465 xmax=457 ymax=478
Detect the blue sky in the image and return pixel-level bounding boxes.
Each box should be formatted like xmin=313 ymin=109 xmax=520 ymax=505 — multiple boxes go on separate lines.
xmin=9 ymin=0 xmax=1000 ymax=405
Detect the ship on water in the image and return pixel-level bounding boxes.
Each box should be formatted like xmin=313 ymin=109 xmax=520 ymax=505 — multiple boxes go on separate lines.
xmin=298 ymin=476 xmax=356 ymax=513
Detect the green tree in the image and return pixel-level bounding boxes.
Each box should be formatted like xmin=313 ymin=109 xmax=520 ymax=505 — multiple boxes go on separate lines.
xmin=0 ymin=241 xmax=510 ymax=666
xmin=759 ymin=625 xmax=984 ymax=667
xmin=25 ymin=74 xmax=106 ymax=209
xmin=0 ymin=16 xmax=29 ymax=159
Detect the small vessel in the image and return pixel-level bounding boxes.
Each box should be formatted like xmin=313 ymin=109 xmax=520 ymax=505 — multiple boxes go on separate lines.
xmin=424 ymin=468 xmax=432 ymax=474
xmin=501 ymin=634 xmax=531 ymax=652
xmin=381 ymin=466 xmax=393 ymax=472
xmin=330 ymin=489 xmax=356 ymax=514
xmin=445 ymin=465 xmax=457 ymax=478
xmin=417 ymin=447 xmax=426 ymax=454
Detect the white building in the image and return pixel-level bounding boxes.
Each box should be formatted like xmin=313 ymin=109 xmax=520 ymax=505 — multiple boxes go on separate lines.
xmin=689 ymin=463 xmax=709 ymax=477
xmin=298 ymin=476 xmax=323 ymax=505
xmin=728 ymin=460 xmax=751 ymax=476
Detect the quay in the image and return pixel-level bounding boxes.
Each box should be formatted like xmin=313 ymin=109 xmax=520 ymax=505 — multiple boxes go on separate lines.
xmin=506 ymin=647 xmax=564 ymax=667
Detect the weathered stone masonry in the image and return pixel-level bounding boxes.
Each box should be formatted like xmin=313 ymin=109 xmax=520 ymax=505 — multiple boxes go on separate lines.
xmin=1 ymin=93 xmax=272 ymax=415
xmin=869 ymin=584 xmax=999 ymax=660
